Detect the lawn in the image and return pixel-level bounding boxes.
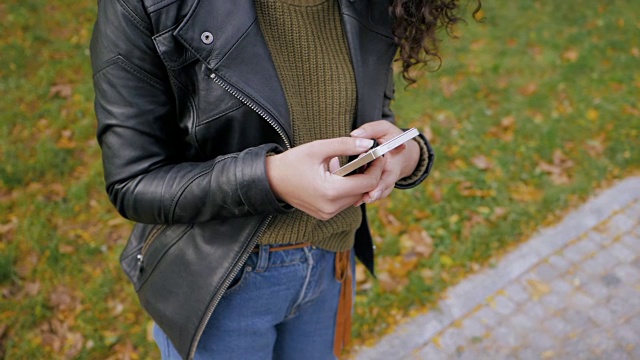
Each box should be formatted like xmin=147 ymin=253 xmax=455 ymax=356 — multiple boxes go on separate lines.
xmin=0 ymin=0 xmax=638 ymax=358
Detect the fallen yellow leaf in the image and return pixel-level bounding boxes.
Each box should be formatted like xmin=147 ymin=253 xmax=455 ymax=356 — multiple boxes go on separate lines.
xmin=432 ymin=335 xmax=442 ymax=349
xmin=440 ymin=255 xmax=454 ymax=267
xmin=526 ymin=279 xmax=551 ymax=300
xmin=542 ymin=350 xmax=556 ymax=359
xmin=509 ymin=183 xmax=543 ymax=202
xmin=488 ymin=297 xmax=497 ymax=309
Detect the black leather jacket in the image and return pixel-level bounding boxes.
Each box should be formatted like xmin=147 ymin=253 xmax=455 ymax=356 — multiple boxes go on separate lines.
xmin=91 ymin=0 xmax=430 ymax=358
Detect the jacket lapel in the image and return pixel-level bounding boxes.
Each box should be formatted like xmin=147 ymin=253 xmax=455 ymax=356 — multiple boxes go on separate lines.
xmin=171 ymin=0 xmax=397 ymax=140
xmin=338 ymin=0 xmax=397 ymax=127
xmin=174 ymin=0 xmax=292 ymax=142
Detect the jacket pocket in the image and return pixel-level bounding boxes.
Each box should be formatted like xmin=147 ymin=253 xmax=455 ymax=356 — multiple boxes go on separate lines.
xmin=120 ymin=223 xmax=193 ymax=291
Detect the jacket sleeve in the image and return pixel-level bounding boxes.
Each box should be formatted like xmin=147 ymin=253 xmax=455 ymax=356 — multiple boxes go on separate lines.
xmin=381 ymin=65 xmax=435 ymax=189
xmin=91 ymin=0 xmax=290 ymax=225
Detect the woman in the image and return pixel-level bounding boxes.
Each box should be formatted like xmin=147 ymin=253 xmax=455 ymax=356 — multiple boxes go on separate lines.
xmin=90 ymin=0 xmax=477 ymax=359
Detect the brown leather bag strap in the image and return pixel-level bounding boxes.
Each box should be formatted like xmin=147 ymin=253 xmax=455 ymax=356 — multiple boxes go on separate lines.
xmin=334 ymin=250 xmax=353 ymax=357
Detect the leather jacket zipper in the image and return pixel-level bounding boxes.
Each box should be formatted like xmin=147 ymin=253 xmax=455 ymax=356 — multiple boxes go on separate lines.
xmin=136 ymin=224 xmax=167 ymax=269
xmin=188 ymin=216 xmax=271 ymax=359
xmin=210 ymin=72 xmax=291 ymax=149
xmin=187 ymin=71 xmax=292 ymax=360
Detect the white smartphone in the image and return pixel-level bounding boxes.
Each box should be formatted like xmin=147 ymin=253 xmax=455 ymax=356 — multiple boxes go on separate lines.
xmin=332 ymin=128 xmax=420 ymax=177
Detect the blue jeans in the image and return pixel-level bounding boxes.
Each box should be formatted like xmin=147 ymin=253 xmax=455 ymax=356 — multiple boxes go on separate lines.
xmin=153 ymin=245 xmax=349 ymax=359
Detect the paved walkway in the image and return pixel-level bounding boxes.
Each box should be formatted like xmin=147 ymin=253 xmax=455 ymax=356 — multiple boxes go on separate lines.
xmin=355 ymin=176 xmax=640 ymax=360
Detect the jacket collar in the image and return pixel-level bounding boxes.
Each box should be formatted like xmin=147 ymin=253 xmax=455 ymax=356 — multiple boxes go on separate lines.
xmin=173 ymin=0 xmax=396 ymax=135
xmin=175 ymin=0 xmax=291 ymax=140
xmin=172 ymin=0 xmax=387 ymax=69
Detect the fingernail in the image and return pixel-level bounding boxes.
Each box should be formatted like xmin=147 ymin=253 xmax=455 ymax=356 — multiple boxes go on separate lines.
xmin=356 ymin=138 xmax=374 ymax=150
xmin=351 ymin=129 xmax=365 ymax=137
xmin=367 ymin=191 xmax=380 ymax=203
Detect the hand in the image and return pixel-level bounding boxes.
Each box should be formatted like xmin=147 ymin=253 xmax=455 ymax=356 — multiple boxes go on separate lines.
xmin=266 ymin=137 xmax=384 ymax=220
xmin=350 ymin=121 xmax=421 ymax=206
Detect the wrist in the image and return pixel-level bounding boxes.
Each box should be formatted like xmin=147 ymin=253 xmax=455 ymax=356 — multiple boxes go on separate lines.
xmin=399 ymin=139 xmax=421 ymax=179
xmin=265 ymin=154 xmax=285 ymax=201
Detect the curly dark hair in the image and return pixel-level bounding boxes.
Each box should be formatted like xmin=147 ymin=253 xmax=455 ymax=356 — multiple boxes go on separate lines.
xmin=392 ymin=0 xmax=483 ymax=84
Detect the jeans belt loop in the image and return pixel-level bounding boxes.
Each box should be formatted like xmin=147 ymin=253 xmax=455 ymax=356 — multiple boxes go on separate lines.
xmin=255 ymin=244 xmax=270 ymax=273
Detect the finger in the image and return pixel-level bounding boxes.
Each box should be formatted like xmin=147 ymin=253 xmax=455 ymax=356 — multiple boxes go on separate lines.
xmin=366 ymin=165 xmax=400 ymax=203
xmin=373 ymin=174 xmax=395 ymax=196
xmin=350 ymin=120 xmax=399 ymax=140
xmin=359 ymin=158 xmax=387 ymax=203
xmin=388 ymin=143 xmax=407 ymax=154
xmin=311 ymin=194 xmax=362 ymax=220
xmin=328 ymin=156 xmax=341 ymax=172
xmin=307 ymin=137 xmax=374 ymax=160
xmin=362 ymin=155 xmax=385 ymax=180
xmin=362 ymin=171 xmax=393 ymax=204
xmin=335 ymin=157 xmax=384 ymax=196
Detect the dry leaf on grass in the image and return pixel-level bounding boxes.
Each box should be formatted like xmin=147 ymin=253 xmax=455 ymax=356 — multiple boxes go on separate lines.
xmin=48 ymin=286 xmax=80 ymax=312
xmin=487 ymin=116 xmax=516 ymax=142
xmin=509 ymin=183 xmax=543 ymax=202
xmin=439 ymin=77 xmax=459 ymax=99
xmin=49 ymin=84 xmax=73 ymax=99
xmin=561 ymin=48 xmax=579 ymax=62
xmin=537 ymin=149 xmax=575 ymax=185
xmin=470 ymin=155 xmax=494 ymax=171
xmin=56 ymin=129 xmax=76 ymax=149
xmin=399 ymin=227 xmax=434 ymax=258
xmin=0 ymin=217 xmax=18 ymax=236
xmin=39 ymin=319 xmax=85 ymax=359
xmin=375 ymin=256 xmax=413 ymax=293
xmin=518 ymin=82 xmax=538 ymax=96
xmin=622 ymin=104 xmax=640 ymax=116
xmin=583 ymin=135 xmax=606 ymax=157
xmin=462 ymin=212 xmax=486 ymax=239
xmin=458 ymin=181 xmax=496 ymax=198
xmin=490 ymin=207 xmax=508 ymax=222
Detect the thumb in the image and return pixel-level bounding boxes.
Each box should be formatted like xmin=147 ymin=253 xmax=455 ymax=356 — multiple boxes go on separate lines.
xmin=328 ymin=157 xmax=341 ymax=172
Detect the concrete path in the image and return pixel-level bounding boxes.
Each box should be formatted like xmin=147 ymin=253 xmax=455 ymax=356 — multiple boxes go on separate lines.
xmin=355 ymin=176 xmax=640 ymax=360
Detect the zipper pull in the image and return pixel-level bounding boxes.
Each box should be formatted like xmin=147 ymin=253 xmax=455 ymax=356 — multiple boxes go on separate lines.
xmin=137 ymin=254 xmax=144 ymax=273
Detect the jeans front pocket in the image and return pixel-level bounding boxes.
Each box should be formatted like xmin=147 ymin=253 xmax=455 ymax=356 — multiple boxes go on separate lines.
xmin=222 ymin=252 xmax=258 ymax=296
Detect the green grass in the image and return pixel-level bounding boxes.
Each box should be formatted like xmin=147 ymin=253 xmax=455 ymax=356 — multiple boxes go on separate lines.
xmin=0 ymin=0 xmax=639 ymax=358
xmin=353 ymin=0 xmax=640 ymax=343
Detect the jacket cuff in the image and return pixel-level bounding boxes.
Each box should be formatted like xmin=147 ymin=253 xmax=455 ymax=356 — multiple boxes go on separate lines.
xmin=395 ymin=132 xmax=435 ymax=189
xmin=236 ymin=144 xmax=293 ymax=215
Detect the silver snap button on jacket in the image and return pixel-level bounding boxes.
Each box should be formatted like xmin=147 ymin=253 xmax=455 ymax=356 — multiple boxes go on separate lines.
xmin=200 ymin=32 xmax=213 ymax=44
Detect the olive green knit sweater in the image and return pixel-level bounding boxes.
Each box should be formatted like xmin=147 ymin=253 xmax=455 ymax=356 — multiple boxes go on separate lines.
xmin=255 ymin=0 xmax=361 ymax=251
